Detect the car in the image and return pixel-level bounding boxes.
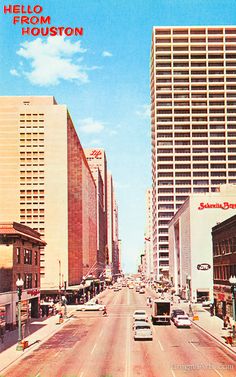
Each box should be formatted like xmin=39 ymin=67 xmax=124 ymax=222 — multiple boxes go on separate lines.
xmin=139 ymin=288 xmax=145 ymax=294
xmin=202 ymin=300 xmax=211 ymax=309
xmin=171 ymin=309 xmax=185 ymax=321
xmin=174 ymin=315 xmax=191 ymax=328
xmin=77 ymin=302 xmax=105 ymax=311
xmin=135 ymin=286 xmax=140 ymax=292
xmin=133 ymin=322 xmax=153 ymax=340
xmin=133 ymin=317 xmax=148 ymax=329
xmin=114 ymin=286 xmax=119 ymax=292
xmin=133 ymin=310 xmax=148 ymax=321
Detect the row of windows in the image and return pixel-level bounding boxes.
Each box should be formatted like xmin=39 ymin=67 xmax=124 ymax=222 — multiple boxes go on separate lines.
xmin=16 ymin=272 xmax=39 ymax=289
xmin=155 ymin=28 xmax=236 ymax=35
xmin=213 ymin=238 xmax=236 ymax=256
xmin=213 ymin=265 xmax=236 ymax=281
xmin=16 ymin=248 xmax=38 ymax=265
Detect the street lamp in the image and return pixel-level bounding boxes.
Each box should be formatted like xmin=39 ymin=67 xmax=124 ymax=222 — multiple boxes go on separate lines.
xmin=16 ymin=278 xmax=24 ymax=351
xmin=229 ymin=275 xmax=236 ymax=320
xmin=186 ymin=275 xmax=191 ymax=302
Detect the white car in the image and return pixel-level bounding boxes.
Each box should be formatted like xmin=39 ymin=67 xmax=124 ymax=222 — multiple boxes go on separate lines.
xmin=174 ymin=315 xmax=192 ymax=328
xmin=134 ymin=322 xmax=153 ymax=340
xmin=133 ymin=310 xmax=148 ymax=321
xmin=77 ymin=302 xmax=105 ymax=311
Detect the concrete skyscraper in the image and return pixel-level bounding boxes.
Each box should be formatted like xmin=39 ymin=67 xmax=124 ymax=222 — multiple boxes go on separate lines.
xmin=151 ymin=26 xmax=236 ymax=280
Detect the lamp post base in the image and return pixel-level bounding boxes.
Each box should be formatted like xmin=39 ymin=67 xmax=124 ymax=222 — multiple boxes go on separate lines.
xmin=16 ymin=341 xmax=24 ymax=351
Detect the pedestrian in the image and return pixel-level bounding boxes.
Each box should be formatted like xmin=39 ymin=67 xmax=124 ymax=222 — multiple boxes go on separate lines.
xmin=223 ymin=316 xmax=228 ymax=329
xmin=103 ymin=306 xmax=107 ymax=316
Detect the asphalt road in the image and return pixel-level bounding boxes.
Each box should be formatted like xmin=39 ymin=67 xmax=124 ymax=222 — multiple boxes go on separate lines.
xmin=3 ymin=287 xmax=236 ymax=377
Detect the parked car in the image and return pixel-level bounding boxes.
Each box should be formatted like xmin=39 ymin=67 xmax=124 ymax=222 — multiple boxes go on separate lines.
xmin=202 ymin=300 xmax=211 ymax=309
xmin=133 ymin=310 xmax=148 ymax=321
xmin=139 ymin=288 xmax=145 ymax=294
xmin=133 ymin=322 xmax=153 ymax=340
xmin=171 ymin=309 xmax=185 ymax=321
xmin=174 ymin=315 xmax=191 ymax=328
xmin=135 ymin=286 xmax=140 ymax=292
xmin=77 ymin=301 xmax=105 ymax=311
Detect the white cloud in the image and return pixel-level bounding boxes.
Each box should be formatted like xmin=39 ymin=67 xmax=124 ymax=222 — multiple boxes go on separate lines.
xmin=88 ymin=139 xmax=102 ymax=146
xmin=136 ymin=104 xmax=150 ymax=119
xmin=16 ymin=37 xmax=89 ymax=86
xmin=79 ymin=118 xmax=105 ymax=134
xmin=102 ymin=51 xmax=113 ymax=57
xmin=10 ymin=69 xmax=20 ymax=77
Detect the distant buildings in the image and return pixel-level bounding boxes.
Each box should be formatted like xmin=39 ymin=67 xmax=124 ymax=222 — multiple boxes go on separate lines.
xmin=151 ymin=26 xmax=236 ymax=280
xmin=142 ymin=189 xmax=154 ymax=280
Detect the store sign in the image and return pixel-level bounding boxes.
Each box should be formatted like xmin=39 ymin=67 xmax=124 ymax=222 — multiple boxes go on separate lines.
xmin=197 ymin=263 xmax=211 ymax=271
xmin=27 ymin=289 xmax=40 ymax=296
xmin=198 ymin=202 xmax=236 ymax=210
xmin=90 ymin=150 xmax=102 ymax=159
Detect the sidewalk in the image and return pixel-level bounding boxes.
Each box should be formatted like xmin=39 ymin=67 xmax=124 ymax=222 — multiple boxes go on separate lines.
xmin=0 ymin=305 xmax=77 ymax=375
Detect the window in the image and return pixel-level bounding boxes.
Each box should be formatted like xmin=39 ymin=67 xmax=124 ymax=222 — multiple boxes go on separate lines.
xmin=16 ymin=248 xmax=21 ymax=264
xmin=35 ymin=273 xmax=38 ymax=288
xmin=24 ymin=273 xmax=33 ymax=289
xmin=24 ymin=249 xmax=32 ymax=264
xmin=35 ymin=251 xmax=38 ymax=265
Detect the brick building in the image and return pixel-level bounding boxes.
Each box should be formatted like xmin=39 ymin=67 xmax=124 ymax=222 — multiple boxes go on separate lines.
xmin=0 ymin=222 xmax=45 ymax=329
xmin=212 ymin=214 xmax=236 ymax=319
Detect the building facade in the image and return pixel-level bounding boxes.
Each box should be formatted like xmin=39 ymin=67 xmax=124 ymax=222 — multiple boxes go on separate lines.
xmin=84 ymin=149 xmax=108 ymax=277
xmin=143 ymin=188 xmax=154 ymax=280
xmin=0 ymin=222 xmax=45 ymax=329
xmin=151 ymin=26 xmax=236 ymax=280
xmin=212 ymin=214 xmax=236 ymax=319
xmin=0 ymin=96 xmax=97 ymax=292
xmin=168 ymin=185 xmax=236 ymax=303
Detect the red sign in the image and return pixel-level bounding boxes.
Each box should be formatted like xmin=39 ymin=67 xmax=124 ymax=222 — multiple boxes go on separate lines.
xmin=90 ymin=150 xmax=102 ymax=159
xmin=27 ymin=289 xmax=40 ymax=296
xmin=198 ymin=202 xmax=236 ymax=210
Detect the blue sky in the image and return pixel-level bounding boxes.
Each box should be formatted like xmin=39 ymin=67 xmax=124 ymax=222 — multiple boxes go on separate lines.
xmin=1 ymin=0 xmax=236 ymax=272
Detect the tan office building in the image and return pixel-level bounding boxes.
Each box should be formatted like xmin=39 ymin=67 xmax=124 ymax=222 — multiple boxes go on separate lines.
xmin=151 ymin=26 xmax=236 ymax=280
xmin=0 ymin=96 xmax=97 ymax=291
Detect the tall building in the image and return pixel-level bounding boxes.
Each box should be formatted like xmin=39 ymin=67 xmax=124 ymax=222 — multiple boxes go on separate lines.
xmin=112 ymin=195 xmax=120 ymax=276
xmin=0 ymin=96 xmax=97 ymax=291
xmin=84 ymin=148 xmax=108 ymax=277
xmin=151 ymin=26 xmax=236 ymax=280
xmin=107 ymin=172 xmax=114 ymax=269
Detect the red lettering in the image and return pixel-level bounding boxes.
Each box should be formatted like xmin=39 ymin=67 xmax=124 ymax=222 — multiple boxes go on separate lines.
xmin=13 ymin=16 xmax=20 ymax=24
xmin=21 ymin=27 xmax=30 ymax=36
xmin=31 ymin=27 xmax=41 ymax=36
xmin=21 ymin=16 xmax=29 ymax=24
xmin=3 ymin=5 xmax=12 ymax=14
xmin=13 ymin=5 xmax=21 ymax=13
xmin=75 ymin=27 xmax=83 ymax=36
xmin=4 ymin=4 xmax=43 ymax=14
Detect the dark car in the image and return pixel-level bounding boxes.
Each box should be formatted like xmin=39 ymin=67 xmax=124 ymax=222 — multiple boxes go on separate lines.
xmin=171 ymin=309 xmax=185 ymax=321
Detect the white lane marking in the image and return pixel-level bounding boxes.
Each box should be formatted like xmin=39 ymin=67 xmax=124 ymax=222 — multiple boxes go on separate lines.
xmin=171 ymin=369 xmax=176 ymax=377
xmin=157 ymin=339 xmax=164 ymax=351
xmin=99 ymin=329 xmax=103 ymax=338
xmin=190 ymin=341 xmax=199 ymax=351
xmin=213 ymin=369 xmax=223 ymax=377
xmin=91 ymin=343 xmax=97 ymax=354
xmin=153 ymin=326 xmax=164 ymax=351
xmin=125 ymin=317 xmax=131 ymax=377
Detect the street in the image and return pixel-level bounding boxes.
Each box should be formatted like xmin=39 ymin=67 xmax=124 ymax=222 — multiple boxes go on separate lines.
xmin=3 ymin=287 xmax=236 ymax=377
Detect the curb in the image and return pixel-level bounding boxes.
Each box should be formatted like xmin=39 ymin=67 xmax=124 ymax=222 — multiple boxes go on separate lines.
xmin=191 ymin=319 xmax=236 ymax=355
